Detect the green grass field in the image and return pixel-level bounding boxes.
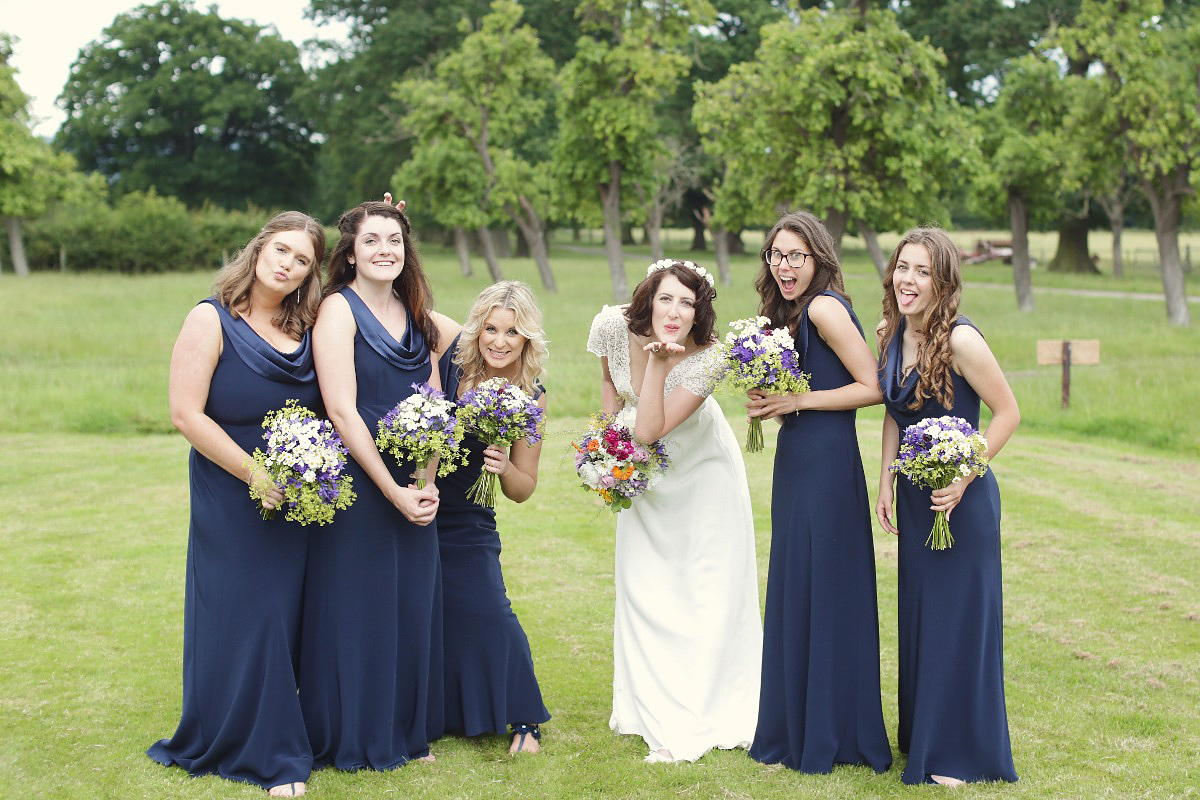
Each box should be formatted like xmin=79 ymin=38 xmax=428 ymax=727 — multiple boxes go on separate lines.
xmin=1 ymin=240 xmax=1198 ymax=798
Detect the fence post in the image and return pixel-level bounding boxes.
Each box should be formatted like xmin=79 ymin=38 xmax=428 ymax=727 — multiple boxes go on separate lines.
xmin=1061 ymin=340 xmax=1072 ymax=410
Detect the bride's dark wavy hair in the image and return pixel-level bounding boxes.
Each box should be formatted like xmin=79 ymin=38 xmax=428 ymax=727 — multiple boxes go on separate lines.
xmin=624 ymin=262 xmax=717 ymax=346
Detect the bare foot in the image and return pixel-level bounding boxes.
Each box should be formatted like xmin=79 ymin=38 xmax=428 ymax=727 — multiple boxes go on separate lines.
xmin=930 ymin=775 xmax=965 ymax=787
xmin=416 ymin=753 xmax=436 ymax=763
xmin=509 ymin=723 xmax=542 ymax=754
xmin=643 ymin=749 xmax=677 ymax=764
xmin=267 ymin=782 xmax=306 ymax=796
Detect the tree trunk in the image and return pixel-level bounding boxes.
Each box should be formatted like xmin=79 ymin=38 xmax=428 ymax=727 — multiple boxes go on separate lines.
xmin=1145 ymin=177 xmax=1191 ymax=326
xmin=5 ymin=217 xmax=30 ymax=277
xmin=646 ymin=197 xmax=664 ymax=262
xmin=689 ymin=216 xmax=706 ymax=251
xmin=600 ymin=161 xmax=628 ymax=302
xmin=514 ymin=227 xmax=531 ymax=258
xmin=453 ymin=227 xmax=473 ymax=277
xmin=728 ymin=230 xmax=746 ymax=255
xmin=1110 ymin=215 xmax=1124 ymax=279
xmin=713 ymin=227 xmax=732 ymax=286
xmin=822 ymin=209 xmax=850 ymax=255
xmin=477 ymin=226 xmax=504 ymax=281
xmin=509 ymin=201 xmax=557 ymax=292
xmin=59 ymin=245 xmax=67 ymax=272
xmin=621 ymin=221 xmax=636 ymax=246
xmin=1008 ymin=188 xmax=1035 ymax=312
xmin=1047 ymin=217 xmax=1098 ymax=273
xmin=491 ymin=228 xmax=512 ymax=259
xmin=856 ymin=219 xmax=887 ymax=279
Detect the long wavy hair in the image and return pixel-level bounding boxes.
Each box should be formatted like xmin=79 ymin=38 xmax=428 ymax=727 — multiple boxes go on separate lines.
xmin=878 ymin=226 xmax=963 ymax=410
xmin=755 ymin=210 xmax=849 ymax=337
xmin=211 ymin=211 xmax=326 ymax=340
xmin=624 ymin=262 xmax=717 ymax=346
xmin=323 ymin=201 xmax=439 ymax=351
xmin=453 ymin=281 xmax=548 ymax=395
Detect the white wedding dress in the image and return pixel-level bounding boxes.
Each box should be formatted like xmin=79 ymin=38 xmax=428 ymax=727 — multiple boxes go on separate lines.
xmin=587 ymin=304 xmax=762 ymax=762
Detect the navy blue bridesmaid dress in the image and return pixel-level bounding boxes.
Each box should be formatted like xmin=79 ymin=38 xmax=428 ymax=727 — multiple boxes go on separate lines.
xmin=749 ymin=291 xmax=892 ymax=774
xmin=148 ymin=298 xmax=319 ymax=789
xmin=435 ymin=336 xmax=550 ymax=737
xmin=299 ymin=287 xmax=443 ymax=770
xmin=880 ymin=316 xmax=1018 ymax=785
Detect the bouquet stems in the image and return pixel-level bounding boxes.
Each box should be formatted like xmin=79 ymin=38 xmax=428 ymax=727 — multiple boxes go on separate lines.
xmin=414 ymin=462 xmax=428 ymax=489
xmin=925 ymin=510 xmax=954 ymax=550
xmin=745 ymin=417 xmax=764 ymax=453
xmin=467 ymin=470 xmax=499 ymax=508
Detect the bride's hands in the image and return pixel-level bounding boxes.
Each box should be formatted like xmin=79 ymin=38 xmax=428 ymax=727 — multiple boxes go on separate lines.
xmin=643 ymin=341 xmax=685 ymax=361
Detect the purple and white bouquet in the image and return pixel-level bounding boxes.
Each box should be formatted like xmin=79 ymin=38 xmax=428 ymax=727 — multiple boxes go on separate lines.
xmin=889 ymin=415 xmax=990 ymax=550
xmin=570 ymin=408 xmax=670 ymax=513
xmin=454 ymin=377 xmax=545 ymax=508
xmin=718 ymin=316 xmax=811 ymax=452
xmin=246 ymin=399 xmax=356 ymax=525
xmin=375 ymin=382 xmax=466 ymax=489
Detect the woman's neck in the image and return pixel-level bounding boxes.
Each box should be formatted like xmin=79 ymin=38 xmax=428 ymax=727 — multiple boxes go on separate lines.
xmin=244 ymin=282 xmax=284 ymax=321
xmin=349 ymin=276 xmax=397 ymax=310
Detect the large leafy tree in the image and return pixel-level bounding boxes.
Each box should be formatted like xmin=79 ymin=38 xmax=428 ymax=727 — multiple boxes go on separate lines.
xmin=556 ymin=0 xmax=715 ymax=302
xmin=694 ymin=8 xmax=970 ymax=263
xmin=394 ymin=0 xmax=559 ymax=290
xmin=1 ymin=35 xmax=83 ymax=277
xmin=1061 ymin=0 xmax=1199 ymax=325
xmin=56 ymin=0 xmax=317 ymax=209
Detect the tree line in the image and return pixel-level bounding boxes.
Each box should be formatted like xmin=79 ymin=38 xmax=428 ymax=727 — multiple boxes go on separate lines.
xmin=1 ymin=0 xmax=1198 ymax=324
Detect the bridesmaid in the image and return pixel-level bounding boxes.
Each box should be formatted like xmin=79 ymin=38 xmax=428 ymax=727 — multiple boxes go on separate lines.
xmin=148 ymin=211 xmax=326 ymax=797
xmin=875 ymin=226 xmax=1020 ymax=786
xmin=436 ymin=281 xmax=551 ymax=754
xmin=745 ymin=211 xmax=892 ymax=774
xmin=301 ymin=200 xmax=456 ymax=771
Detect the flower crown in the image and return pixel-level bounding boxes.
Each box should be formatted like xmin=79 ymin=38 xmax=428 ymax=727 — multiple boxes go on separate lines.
xmin=646 ymin=259 xmax=716 ymax=289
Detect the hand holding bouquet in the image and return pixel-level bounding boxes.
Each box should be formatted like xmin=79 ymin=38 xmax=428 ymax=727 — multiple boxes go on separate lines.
xmin=245 ymin=399 xmax=356 ymax=525
xmin=570 ymin=408 xmax=670 ymax=512
xmin=718 ymin=316 xmax=811 ymax=452
xmin=376 ymin=382 xmax=466 ymax=489
xmin=889 ymin=415 xmax=990 ymax=550
xmin=455 ymin=377 xmax=545 ymax=508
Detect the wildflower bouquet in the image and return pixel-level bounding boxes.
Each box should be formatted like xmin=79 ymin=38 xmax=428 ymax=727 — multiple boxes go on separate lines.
xmin=889 ymin=415 xmax=990 ymax=550
xmin=570 ymin=407 xmax=670 ymax=512
xmin=375 ymin=382 xmax=466 ymax=489
xmin=245 ymin=399 xmax=355 ymax=525
xmin=454 ymin=376 xmax=545 ymax=508
xmin=718 ymin=316 xmax=811 ymax=452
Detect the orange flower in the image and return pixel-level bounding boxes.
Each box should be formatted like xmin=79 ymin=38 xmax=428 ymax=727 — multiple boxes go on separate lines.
xmin=613 ymin=464 xmax=634 ymax=481
xmin=586 ymin=439 xmax=600 ymax=452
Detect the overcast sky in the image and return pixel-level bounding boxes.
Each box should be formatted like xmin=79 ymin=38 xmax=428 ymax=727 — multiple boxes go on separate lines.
xmin=1 ymin=0 xmax=350 ymax=138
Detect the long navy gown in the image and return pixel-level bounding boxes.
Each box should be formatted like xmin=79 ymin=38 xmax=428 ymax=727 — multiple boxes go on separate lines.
xmin=749 ymin=291 xmax=892 ymax=774
xmin=148 ymin=298 xmax=318 ymax=789
xmin=435 ymin=336 xmax=550 ymax=736
xmin=299 ymin=287 xmax=443 ymax=770
xmin=880 ymin=316 xmax=1018 ymax=785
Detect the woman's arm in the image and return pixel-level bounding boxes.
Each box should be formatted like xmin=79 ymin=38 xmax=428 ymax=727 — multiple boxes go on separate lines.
xmin=633 ymin=343 xmax=706 ymax=444
xmin=314 ymin=294 xmax=438 ymax=525
xmin=747 ymin=296 xmax=882 ymax=418
xmin=169 ymin=303 xmax=283 ymax=508
xmin=876 ymin=411 xmax=901 ymax=535
xmin=600 ymin=357 xmax=623 ymax=415
xmin=484 ymin=393 xmax=548 ymax=503
xmin=928 ymin=324 xmax=1021 ymax=518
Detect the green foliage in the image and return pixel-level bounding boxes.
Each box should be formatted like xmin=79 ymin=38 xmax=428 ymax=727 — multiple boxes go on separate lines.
xmin=694 ymin=8 xmax=972 ymax=238
xmin=55 ymin=0 xmax=317 ymax=209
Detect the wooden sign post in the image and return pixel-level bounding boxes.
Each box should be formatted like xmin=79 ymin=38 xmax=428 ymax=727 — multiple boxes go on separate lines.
xmin=1037 ymin=340 xmax=1100 ymax=409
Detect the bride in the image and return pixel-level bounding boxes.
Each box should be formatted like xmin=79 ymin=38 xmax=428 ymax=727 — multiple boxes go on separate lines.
xmin=586 ymin=259 xmax=762 ymax=763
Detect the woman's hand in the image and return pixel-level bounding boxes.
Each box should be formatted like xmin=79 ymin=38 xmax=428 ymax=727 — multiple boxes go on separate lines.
xmin=382 ymin=192 xmax=406 ymax=213
xmin=482 ymin=444 xmax=511 ymax=476
xmin=931 ymin=473 xmax=975 ymax=519
xmin=249 ymin=467 xmax=285 ymax=510
xmin=746 ymin=388 xmax=805 ymax=419
xmin=386 ymin=483 xmax=439 ymax=525
xmin=876 ymin=481 xmax=899 ymax=536
xmin=643 ymin=341 xmax=685 ymax=360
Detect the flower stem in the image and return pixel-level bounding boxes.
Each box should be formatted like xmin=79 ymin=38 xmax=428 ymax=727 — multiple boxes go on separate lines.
xmin=746 ymin=418 xmax=764 ymax=453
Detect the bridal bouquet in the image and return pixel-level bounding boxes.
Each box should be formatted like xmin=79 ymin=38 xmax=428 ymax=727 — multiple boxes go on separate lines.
xmin=718 ymin=316 xmax=811 ymax=452
xmin=246 ymin=399 xmax=356 ymax=525
xmin=376 ymin=382 xmax=466 ymax=489
xmin=455 ymin=377 xmax=545 ymax=508
xmin=570 ymin=408 xmax=669 ymax=512
xmin=889 ymin=415 xmax=990 ymax=550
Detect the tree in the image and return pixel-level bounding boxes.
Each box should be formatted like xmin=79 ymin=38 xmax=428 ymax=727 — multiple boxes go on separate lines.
xmin=56 ymin=0 xmax=317 ymax=209
xmin=0 ymin=35 xmax=82 ymax=277
xmin=556 ymin=0 xmax=715 ymax=302
xmin=1062 ymin=0 xmax=1199 ymax=325
xmin=693 ymin=8 xmax=969 ymax=259
xmin=394 ymin=0 xmax=559 ymax=290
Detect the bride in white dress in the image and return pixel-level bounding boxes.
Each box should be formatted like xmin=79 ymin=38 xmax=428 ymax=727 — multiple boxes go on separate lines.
xmin=586 ymin=260 xmax=762 ymax=763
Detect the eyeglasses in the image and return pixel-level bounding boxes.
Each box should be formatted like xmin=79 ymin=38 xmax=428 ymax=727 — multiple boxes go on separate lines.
xmin=765 ymin=249 xmax=813 ymax=268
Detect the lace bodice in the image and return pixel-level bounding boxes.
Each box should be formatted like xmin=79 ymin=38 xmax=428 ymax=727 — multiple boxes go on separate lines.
xmin=586 ymin=304 xmax=724 ymax=406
